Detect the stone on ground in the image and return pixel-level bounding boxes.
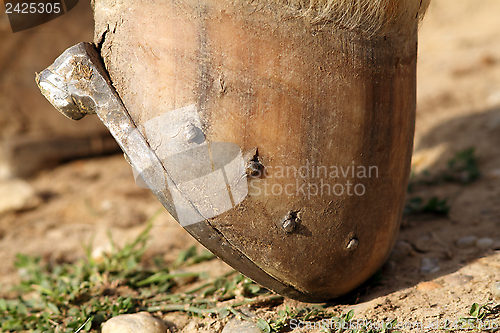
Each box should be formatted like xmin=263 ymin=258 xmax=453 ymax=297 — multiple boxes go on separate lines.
xmin=222 ymin=317 xmax=262 ymax=333
xmin=0 ymin=179 xmax=40 ymax=214
xmin=455 ymin=236 xmax=477 ymax=249
xmin=101 ymin=312 xmax=167 ymax=333
xmin=475 ymin=237 xmax=494 ymax=250
xmin=491 ymin=282 xmax=500 ymax=300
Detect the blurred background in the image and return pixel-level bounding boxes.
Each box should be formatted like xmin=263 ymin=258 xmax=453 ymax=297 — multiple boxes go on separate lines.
xmin=0 ymin=0 xmax=199 ymax=290
xmin=0 ymin=0 xmax=499 ymax=323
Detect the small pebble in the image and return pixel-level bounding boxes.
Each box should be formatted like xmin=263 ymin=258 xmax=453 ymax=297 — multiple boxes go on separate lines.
xmin=476 ymin=237 xmax=494 ymax=250
xmin=181 ymin=321 xmax=199 ymax=333
xmin=102 ymin=312 xmax=167 ymax=333
xmin=389 ymin=241 xmax=413 ymax=262
xmin=455 ymin=235 xmax=477 ymax=249
xmin=0 ymin=179 xmax=40 ymax=214
xmin=489 ymin=168 xmax=500 ymax=179
xmin=414 ymin=235 xmax=433 ymax=252
xmin=416 ymin=281 xmax=443 ymax=291
xmin=491 ymin=282 xmax=500 ymax=300
xmin=222 ymin=318 xmax=261 ymax=333
xmin=222 ymin=308 xmax=260 ymax=333
xmin=91 ymin=243 xmax=113 ymax=264
xmin=0 ymin=162 xmax=9 ymax=180
xmin=487 ymin=91 xmax=500 ymax=108
xmin=420 ymin=257 xmax=440 ymax=275
xmin=443 ymin=274 xmax=473 ymax=286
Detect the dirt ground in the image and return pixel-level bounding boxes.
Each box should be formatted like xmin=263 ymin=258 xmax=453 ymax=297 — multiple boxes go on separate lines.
xmin=1 ymin=0 xmax=500 ymax=331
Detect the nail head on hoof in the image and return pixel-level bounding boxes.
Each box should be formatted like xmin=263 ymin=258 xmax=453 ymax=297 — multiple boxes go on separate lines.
xmin=347 ymin=238 xmax=359 ymax=251
xmin=245 ymin=149 xmax=264 ymax=178
xmin=184 ymin=123 xmax=203 ymax=144
xmin=281 ymin=211 xmax=300 ymax=233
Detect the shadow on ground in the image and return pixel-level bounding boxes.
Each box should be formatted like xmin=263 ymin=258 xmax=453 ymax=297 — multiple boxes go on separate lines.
xmin=331 ymin=106 xmax=500 ymax=305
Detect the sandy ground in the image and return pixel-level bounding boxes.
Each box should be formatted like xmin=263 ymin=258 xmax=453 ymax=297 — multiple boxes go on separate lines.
xmin=1 ymin=0 xmax=500 ymax=331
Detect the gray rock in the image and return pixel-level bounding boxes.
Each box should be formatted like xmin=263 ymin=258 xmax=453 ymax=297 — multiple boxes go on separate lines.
xmin=389 ymin=241 xmax=413 ymax=261
xmin=181 ymin=321 xmax=199 ymax=333
xmin=443 ymin=274 xmax=473 ymax=286
xmin=420 ymin=257 xmax=440 ymax=275
xmin=476 ymin=238 xmax=494 ymax=250
xmin=489 ymin=168 xmax=500 ymax=179
xmin=414 ymin=235 xmax=433 ymax=252
xmin=102 ymin=312 xmax=167 ymax=333
xmin=455 ymin=236 xmax=477 ymax=249
xmin=0 ymin=179 xmax=40 ymax=215
xmin=0 ymin=162 xmax=10 ymax=180
xmin=223 ymin=308 xmax=261 ymax=333
xmin=91 ymin=243 xmax=113 ymax=264
xmin=491 ymin=282 xmax=500 ymax=300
